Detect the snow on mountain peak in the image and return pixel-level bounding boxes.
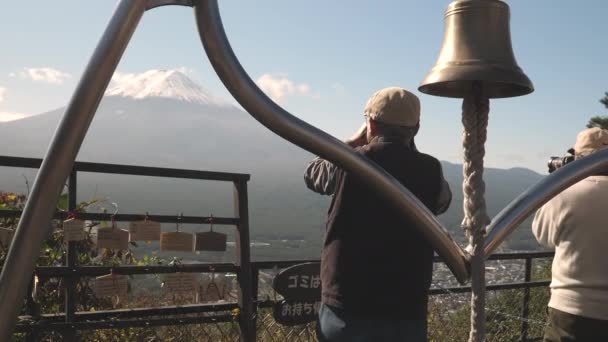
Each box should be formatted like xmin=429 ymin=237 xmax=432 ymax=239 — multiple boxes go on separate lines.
xmin=106 ymin=69 xmax=231 ymax=106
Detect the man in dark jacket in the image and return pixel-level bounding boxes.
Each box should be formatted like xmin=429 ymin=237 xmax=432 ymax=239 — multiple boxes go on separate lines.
xmin=305 ymin=87 xmax=451 ymax=341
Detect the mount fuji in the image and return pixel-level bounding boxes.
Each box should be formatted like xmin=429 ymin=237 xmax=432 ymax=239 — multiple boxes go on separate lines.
xmin=0 ymin=70 xmax=306 ymax=169
xmin=106 ymin=69 xmax=233 ymax=107
xmin=0 ymin=69 xmax=543 ymax=260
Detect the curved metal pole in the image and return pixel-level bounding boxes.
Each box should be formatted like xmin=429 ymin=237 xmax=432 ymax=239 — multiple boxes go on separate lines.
xmin=0 ymin=1 xmax=146 ymax=339
xmin=194 ymin=0 xmax=470 ymax=284
xmin=484 ymin=148 xmax=608 ymax=256
xmin=146 ymin=0 xmax=193 ymax=10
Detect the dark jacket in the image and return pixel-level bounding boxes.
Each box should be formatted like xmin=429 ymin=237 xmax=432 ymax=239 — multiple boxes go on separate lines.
xmin=308 ymin=137 xmax=449 ymax=319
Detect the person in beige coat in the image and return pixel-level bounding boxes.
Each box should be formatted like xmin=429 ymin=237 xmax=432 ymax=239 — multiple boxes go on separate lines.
xmin=532 ymin=127 xmax=608 ymax=341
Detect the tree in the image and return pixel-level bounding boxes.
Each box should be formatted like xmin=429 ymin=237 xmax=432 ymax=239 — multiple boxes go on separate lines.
xmin=586 ymin=92 xmax=608 ymax=129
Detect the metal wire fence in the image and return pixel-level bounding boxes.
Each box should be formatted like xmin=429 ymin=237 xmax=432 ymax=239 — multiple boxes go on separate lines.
xmin=11 ymin=253 xmax=552 ymax=341
xmin=253 ymin=254 xmax=552 ymax=342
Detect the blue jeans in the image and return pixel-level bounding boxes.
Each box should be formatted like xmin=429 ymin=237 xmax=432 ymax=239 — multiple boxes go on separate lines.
xmin=316 ymin=304 xmax=427 ymax=342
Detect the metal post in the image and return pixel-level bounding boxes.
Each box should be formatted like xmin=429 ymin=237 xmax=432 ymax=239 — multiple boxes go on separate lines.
xmin=0 ymin=1 xmax=146 ymax=339
xmin=251 ymin=266 xmax=260 ymax=335
xmin=64 ymin=169 xmax=78 ymax=341
xmin=25 ymin=276 xmax=38 ymax=342
xmin=233 ymin=181 xmax=255 ymax=342
xmin=519 ymin=257 xmax=532 ymax=342
xmin=485 ymin=148 xmax=608 ymax=257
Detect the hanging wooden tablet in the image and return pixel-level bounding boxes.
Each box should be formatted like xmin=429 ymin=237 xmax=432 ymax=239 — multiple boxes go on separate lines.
xmin=160 ymin=232 xmax=193 ymax=252
xmin=195 ymin=231 xmax=227 ymax=252
xmin=95 ymin=274 xmax=128 ymax=298
xmin=0 ymin=227 xmax=14 ymax=247
xmin=163 ymin=272 xmax=197 ymax=295
xmin=202 ymin=274 xmax=226 ymax=302
xmin=129 ymin=220 xmax=161 ymax=241
xmin=97 ymin=226 xmax=129 ymax=250
xmin=63 ymin=218 xmax=85 ymax=242
xmin=195 ymin=215 xmax=227 ymax=252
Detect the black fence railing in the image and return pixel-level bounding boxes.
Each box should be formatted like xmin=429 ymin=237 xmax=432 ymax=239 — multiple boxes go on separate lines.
xmin=0 ymin=155 xmax=554 ymax=341
xmin=0 ymin=155 xmax=254 ymax=341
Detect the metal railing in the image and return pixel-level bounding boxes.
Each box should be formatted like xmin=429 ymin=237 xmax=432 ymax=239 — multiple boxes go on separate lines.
xmin=0 ymin=155 xmax=254 ymax=341
xmin=11 ymin=255 xmax=552 ymax=341
xmin=0 ymin=155 xmax=554 ymax=341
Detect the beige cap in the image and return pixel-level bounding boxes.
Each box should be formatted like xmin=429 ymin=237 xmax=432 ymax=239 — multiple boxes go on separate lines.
xmin=574 ymin=127 xmax=608 ymax=157
xmin=363 ymin=87 xmax=420 ymax=127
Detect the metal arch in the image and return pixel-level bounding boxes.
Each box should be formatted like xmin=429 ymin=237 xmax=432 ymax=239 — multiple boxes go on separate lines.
xmin=193 ymin=0 xmax=470 ymax=283
xmin=484 ymin=148 xmax=608 ymax=257
xmin=0 ymin=0 xmax=468 ymax=339
xmin=6 ymin=0 xmax=608 ymax=338
xmin=0 ymin=0 xmax=148 ymax=340
xmin=146 ymin=0 xmax=193 ymax=11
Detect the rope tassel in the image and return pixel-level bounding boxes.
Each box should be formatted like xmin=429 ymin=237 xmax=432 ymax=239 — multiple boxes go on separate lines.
xmin=462 ymin=85 xmax=490 ymax=342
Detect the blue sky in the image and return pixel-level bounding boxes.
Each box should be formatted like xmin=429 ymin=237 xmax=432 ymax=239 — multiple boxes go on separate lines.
xmin=1 ymin=1 xmax=607 ymax=173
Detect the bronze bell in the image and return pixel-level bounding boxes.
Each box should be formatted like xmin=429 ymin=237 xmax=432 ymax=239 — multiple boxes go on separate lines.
xmin=419 ymin=0 xmax=533 ymax=98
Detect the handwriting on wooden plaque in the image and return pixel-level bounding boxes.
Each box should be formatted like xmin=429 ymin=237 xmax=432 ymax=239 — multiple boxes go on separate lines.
xmin=97 ymin=227 xmax=129 ymax=250
xmin=0 ymin=227 xmax=14 ymax=247
xmin=195 ymin=231 xmax=227 ymax=252
xmin=160 ymin=231 xmax=193 ymax=252
xmin=201 ymin=274 xmax=226 ymax=302
xmin=273 ymin=299 xmax=321 ymax=326
xmin=129 ymin=220 xmax=161 ymax=241
xmin=164 ymin=273 xmax=197 ymax=294
xmin=95 ymin=274 xmax=128 ymax=298
xmin=63 ymin=218 xmax=85 ymax=242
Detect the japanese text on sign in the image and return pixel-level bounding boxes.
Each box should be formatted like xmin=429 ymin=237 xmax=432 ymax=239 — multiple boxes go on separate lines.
xmin=280 ymin=301 xmax=321 ymax=317
xmin=287 ymin=274 xmax=321 ymax=289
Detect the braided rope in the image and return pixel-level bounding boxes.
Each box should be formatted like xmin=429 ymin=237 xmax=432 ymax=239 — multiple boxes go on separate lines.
xmin=462 ymin=88 xmax=490 ymax=342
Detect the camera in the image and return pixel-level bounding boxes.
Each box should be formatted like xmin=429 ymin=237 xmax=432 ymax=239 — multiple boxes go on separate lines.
xmin=547 ymin=148 xmax=575 ymax=173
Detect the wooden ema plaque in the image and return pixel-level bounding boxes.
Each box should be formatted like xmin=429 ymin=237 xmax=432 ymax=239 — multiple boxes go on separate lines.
xmin=0 ymin=227 xmax=14 ymax=247
xmin=164 ymin=273 xmax=197 ymax=295
xmin=195 ymin=231 xmax=227 ymax=252
xmin=63 ymin=218 xmax=85 ymax=242
xmin=160 ymin=231 xmax=193 ymax=252
xmin=201 ymin=275 xmax=226 ymax=302
xmin=97 ymin=227 xmax=129 ymax=250
xmin=95 ymin=274 xmax=128 ymax=298
xmin=129 ymin=220 xmax=161 ymax=241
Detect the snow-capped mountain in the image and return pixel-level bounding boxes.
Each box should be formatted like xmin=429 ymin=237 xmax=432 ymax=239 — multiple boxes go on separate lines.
xmin=0 ymin=69 xmax=543 ymax=255
xmin=106 ymin=69 xmax=233 ymax=107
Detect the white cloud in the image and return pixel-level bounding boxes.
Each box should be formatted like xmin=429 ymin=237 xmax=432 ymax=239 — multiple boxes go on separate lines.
xmin=19 ymin=67 xmax=71 ymax=84
xmin=0 ymin=87 xmax=5 ymax=102
xmin=8 ymin=73 xmax=16 ymax=78
xmin=255 ymin=73 xmax=318 ymax=104
xmin=0 ymin=112 xmax=27 ymax=122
